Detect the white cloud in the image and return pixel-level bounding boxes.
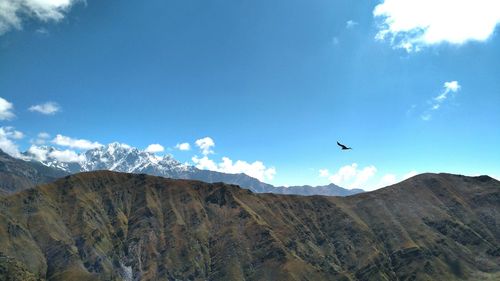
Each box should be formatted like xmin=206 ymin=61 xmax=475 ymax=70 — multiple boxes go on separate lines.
xmin=0 ymin=127 xmax=23 ymax=157
xmin=329 ymin=164 xmax=357 ymax=184
xmin=327 ymin=163 xmax=377 ymax=189
xmin=38 ymin=132 xmax=50 ymax=139
xmin=444 ymin=81 xmax=461 ymax=93
xmin=420 ymin=113 xmax=431 ymax=121
xmin=31 ymin=132 xmax=51 ymax=145
xmin=35 ymin=27 xmax=49 ymax=35
xmin=48 ymin=148 xmax=83 ymax=162
xmin=52 ymin=134 xmax=102 ymax=150
xmin=0 ymin=97 xmax=15 ymax=120
xmin=0 ymin=0 xmax=81 ymax=35
xmin=195 ymin=137 xmax=215 ymax=155
xmin=145 ymin=143 xmax=164 ymax=153
xmin=346 ymin=20 xmax=358 ymax=29
xmin=191 ymin=136 xmax=275 ymax=182
xmin=175 ymin=142 xmax=191 ymax=151
xmin=1 ymin=127 xmax=24 ymax=140
xmin=0 ymin=139 xmax=20 ymax=157
xmin=26 ymin=145 xmax=48 ymax=161
xmin=319 ymin=165 xmax=419 ymax=191
xmin=374 ymin=0 xmax=500 ymax=51
xmin=27 ymin=145 xmax=83 ymax=162
xmin=191 ymin=156 xmax=218 ymax=171
xmin=421 ymin=81 xmax=461 ymax=121
xmin=319 ymin=169 xmax=330 ymax=177
xmin=192 ymin=155 xmax=276 ymax=182
xmin=29 ymin=102 xmax=60 ymax=115
xmin=351 ymin=165 xmax=377 ymax=189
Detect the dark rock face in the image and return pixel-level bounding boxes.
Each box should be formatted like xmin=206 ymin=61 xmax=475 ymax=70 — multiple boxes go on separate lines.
xmin=0 ymin=151 xmax=68 ymax=195
xmin=0 ymin=171 xmax=498 ymax=280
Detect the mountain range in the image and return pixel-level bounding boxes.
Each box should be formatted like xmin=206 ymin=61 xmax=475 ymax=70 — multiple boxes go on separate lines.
xmin=0 ymin=150 xmax=67 ymax=195
xmin=0 ymin=171 xmax=498 ymax=280
xmin=16 ymin=143 xmax=363 ymax=196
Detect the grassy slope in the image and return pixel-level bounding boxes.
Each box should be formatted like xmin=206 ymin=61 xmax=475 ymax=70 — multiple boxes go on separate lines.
xmin=0 ymin=172 xmax=498 ymax=280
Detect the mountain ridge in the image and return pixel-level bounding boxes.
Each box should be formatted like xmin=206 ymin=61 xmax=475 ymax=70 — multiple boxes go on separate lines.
xmin=0 ymin=150 xmax=68 ymax=195
xmin=19 ymin=144 xmax=363 ymax=196
xmin=0 ymin=170 xmax=498 ymax=280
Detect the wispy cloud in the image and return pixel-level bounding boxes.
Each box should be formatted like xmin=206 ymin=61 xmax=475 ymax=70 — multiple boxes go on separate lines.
xmin=2 ymin=127 xmax=24 ymax=140
xmin=29 ymin=102 xmax=61 ymax=115
xmin=0 ymin=0 xmax=81 ymax=35
xmin=319 ymin=169 xmax=330 ymax=177
xmin=0 ymin=97 xmax=15 ymax=120
xmin=346 ymin=20 xmax=358 ymax=29
xmin=35 ymin=27 xmax=50 ymax=35
xmin=374 ymin=0 xmax=500 ymax=52
xmin=31 ymin=132 xmax=51 ymax=145
xmin=52 ymin=134 xmax=102 ymax=150
xmin=38 ymin=132 xmax=50 ymax=139
xmin=421 ymin=81 xmax=461 ymax=121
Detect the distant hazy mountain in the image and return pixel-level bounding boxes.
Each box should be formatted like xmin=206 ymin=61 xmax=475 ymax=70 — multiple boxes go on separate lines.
xmin=0 ymin=150 xmax=68 ymax=195
xmin=276 ymin=183 xmax=364 ymax=196
xmin=0 ymin=171 xmax=498 ymax=280
xmin=21 ymin=143 xmax=362 ymax=196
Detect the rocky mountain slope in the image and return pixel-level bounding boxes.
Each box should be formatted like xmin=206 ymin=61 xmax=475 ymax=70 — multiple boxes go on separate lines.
xmin=0 ymin=171 xmax=498 ymax=280
xmin=21 ymin=144 xmax=362 ymax=196
xmin=0 ymin=150 xmax=68 ymax=195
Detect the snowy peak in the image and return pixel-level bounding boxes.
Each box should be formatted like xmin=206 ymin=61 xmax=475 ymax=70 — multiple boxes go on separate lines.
xmin=83 ymin=143 xmax=142 ymax=172
xmin=23 ymin=143 xmax=192 ymax=175
xmin=81 ymin=143 xmax=193 ymax=174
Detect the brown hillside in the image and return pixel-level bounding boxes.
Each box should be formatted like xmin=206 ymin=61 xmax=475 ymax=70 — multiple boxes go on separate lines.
xmin=0 ymin=171 xmax=498 ymax=280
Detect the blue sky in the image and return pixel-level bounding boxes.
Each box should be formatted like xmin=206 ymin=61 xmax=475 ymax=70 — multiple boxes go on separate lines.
xmin=1 ymin=0 xmax=499 ymax=189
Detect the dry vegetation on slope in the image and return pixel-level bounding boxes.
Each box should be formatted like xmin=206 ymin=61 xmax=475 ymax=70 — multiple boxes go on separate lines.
xmin=0 ymin=171 xmax=498 ymax=280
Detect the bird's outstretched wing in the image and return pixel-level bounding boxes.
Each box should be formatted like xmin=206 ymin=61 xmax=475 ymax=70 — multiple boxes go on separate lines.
xmin=337 ymin=141 xmax=347 ymax=149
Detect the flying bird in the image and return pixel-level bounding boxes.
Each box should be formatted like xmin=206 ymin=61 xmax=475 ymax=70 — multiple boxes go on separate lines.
xmin=337 ymin=141 xmax=352 ymax=150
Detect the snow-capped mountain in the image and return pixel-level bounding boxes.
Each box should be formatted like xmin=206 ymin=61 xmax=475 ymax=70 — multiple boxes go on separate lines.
xmin=80 ymin=142 xmax=194 ymax=176
xmin=22 ymin=143 xmax=362 ymax=196
xmin=24 ymin=142 xmax=194 ymax=176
